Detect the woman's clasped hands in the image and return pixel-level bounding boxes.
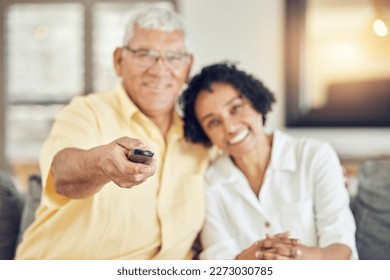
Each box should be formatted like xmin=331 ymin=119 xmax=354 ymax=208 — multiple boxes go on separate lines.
xmin=236 ymin=232 xmax=303 ymax=260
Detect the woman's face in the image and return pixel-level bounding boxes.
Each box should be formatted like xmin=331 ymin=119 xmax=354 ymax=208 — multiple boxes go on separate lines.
xmin=194 ymin=82 xmax=265 ymax=157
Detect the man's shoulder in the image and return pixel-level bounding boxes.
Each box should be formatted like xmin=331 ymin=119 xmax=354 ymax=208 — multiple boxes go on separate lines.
xmin=69 ymin=90 xmax=117 ymax=107
xmin=61 ymin=90 xmax=120 ymax=118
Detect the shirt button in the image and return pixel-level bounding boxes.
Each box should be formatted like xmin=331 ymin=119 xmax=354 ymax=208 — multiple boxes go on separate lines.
xmin=265 ymin=221 xmax=270 ymax=228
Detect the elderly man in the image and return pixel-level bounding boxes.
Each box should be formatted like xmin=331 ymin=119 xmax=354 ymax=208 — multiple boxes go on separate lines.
xmin=16 ymin=7 xmax=208 ymax=260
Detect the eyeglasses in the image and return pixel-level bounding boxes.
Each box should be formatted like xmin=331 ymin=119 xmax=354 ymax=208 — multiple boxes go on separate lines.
xmin=122 ymin=46 xmax=190 ymax=69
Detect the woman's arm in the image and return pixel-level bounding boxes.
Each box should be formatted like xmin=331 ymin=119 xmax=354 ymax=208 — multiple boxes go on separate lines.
xmin=297 ymin=243 xmax=351 ymax=260
xmin=256 ymin=142 xmax=356 ymax=260
xmin=254 ymin=243 xmax=351 ymax=260
xmin=310 ymin=143 xmax=357 ymax=259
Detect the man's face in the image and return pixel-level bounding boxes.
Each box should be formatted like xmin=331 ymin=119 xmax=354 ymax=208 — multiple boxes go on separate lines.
xmin=114 ymin=27 xmax=192 ymax=118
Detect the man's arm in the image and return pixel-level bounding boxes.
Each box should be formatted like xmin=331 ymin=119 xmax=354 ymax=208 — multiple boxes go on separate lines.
xmin=51 ymin=137 xmax=156 ymax=199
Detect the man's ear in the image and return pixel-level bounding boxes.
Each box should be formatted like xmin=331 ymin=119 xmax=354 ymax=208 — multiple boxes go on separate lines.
xmin=184 ymin=53 xmax=194 ymax=82
xmin=113 ymin=47 xmax=123 ymax=76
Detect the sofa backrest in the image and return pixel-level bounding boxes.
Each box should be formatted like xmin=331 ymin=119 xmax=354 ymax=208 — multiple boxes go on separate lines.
xmin=0 ymin=170 xmax=24 ymax=259
xmin=17 ymin=174 xmax=42 ymax=245
xmin=351 ymin=159 xmax=390 ymax=260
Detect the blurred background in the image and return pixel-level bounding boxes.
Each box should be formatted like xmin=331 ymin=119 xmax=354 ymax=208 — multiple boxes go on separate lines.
xmin=0 ymin=0 xmax=389 ymax=190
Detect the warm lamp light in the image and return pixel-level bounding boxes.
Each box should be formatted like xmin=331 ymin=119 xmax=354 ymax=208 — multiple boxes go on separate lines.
xmin=373 ymin=19 xmax=388 ymax=37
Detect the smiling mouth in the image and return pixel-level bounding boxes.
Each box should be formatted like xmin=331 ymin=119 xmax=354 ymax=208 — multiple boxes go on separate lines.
xmin=144 ymin=82 xmax=170 ymax=89
xmin=228 ymin=128 xmax=250 ymax=145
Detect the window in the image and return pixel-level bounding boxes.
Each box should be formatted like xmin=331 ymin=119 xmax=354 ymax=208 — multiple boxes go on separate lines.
xmin=285 ymin=0 xmax=390 ymax=127
xmin=0 ymin=0 xmax=175 ymax=167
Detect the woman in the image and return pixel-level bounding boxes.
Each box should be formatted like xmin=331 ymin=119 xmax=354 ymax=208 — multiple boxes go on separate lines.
xmin=181 ymin=63 xmax=357 ymax=260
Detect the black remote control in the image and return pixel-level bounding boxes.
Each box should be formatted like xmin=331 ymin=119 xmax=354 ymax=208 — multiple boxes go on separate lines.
xmin=127 ymin=149 xmax=154 ymax=165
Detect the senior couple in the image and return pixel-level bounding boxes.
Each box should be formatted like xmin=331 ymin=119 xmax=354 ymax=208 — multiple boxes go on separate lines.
xmin=15 ymin=7 xmax=357 ymax=260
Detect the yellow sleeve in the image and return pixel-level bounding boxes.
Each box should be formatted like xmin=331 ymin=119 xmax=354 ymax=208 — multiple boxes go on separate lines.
xmin=39 ymin=96 xmax=100 ymax=208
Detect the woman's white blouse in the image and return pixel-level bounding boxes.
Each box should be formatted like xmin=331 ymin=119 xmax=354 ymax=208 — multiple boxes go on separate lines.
xmin=199 ymin=130 xmax=358 ymax=260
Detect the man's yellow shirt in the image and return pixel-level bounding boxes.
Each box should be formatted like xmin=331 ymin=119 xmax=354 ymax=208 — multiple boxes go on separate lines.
xmin=16 ymin=85 xmax=208 ymax=259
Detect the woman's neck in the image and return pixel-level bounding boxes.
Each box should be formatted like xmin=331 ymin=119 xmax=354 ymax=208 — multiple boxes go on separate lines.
xmin=232 ymin=134 xmax=273 ymax=196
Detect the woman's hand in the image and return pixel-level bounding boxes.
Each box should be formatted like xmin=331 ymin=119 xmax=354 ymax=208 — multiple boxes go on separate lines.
xmin=231 ymin=216 xmax=352 ymax=260
xmin=235 ymin=232 xmax=302 ymax=260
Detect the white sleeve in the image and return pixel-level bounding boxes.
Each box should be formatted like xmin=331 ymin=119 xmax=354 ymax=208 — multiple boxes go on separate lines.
xmin=311 ymin=143 xmax=358 ymax=258
xmin=199 ymin=186 xmax=241 ymax=260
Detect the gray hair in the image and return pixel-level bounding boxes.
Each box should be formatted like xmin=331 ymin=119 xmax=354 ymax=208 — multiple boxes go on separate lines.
xmin=122 ymin=7 xmax=191 ymax=51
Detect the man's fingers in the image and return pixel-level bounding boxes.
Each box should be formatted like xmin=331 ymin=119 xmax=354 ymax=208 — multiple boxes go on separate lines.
xmin=115 ymin=136 xmax=147 ymax=150
xmin=131 ymin=163 xmax=153 ymax=174
xmin=115 ymin=171 xmax=152 ymax=188
xmin=118 ymin=178 xmax=147 ymax=189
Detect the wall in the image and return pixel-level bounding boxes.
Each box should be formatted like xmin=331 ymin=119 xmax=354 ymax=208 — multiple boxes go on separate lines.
xmin=178 ymin=0 xmax=284 ymax=130
xmin=178 ymin=0 xmax=390 ymax=160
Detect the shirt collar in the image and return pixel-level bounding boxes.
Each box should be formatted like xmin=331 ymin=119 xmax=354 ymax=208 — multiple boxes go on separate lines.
xmin=167 ymin=113 xmax=185 ymax=141
xmin=206 ymin=153 xmax=236 ymax=185
xmin=206 ymin=130 xmax=297 ymax=185
xmin=269 ymin=129 xmax=297 ymax=172
xmin=115 ymin=83 xmax=139 ymax=122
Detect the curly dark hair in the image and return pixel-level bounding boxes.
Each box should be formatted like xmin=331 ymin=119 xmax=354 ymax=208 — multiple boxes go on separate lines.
xmin=180 ymin=62 xmax=276 ymax=147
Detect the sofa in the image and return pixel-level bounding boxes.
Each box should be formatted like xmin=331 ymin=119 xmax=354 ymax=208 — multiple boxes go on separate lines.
xmin=1 ymin=160 xmax=389 ymax=259
xmin=350 ymin=160 xmax=390 ymax=260
xmin=0 ymin=170 xmax=24 ymax=259
xmin=0 ymin=172 xmax=41 ymax=259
